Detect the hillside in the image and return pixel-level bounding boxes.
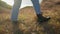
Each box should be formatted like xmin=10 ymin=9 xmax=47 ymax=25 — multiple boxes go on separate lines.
xmin=0 ymin=0 xmax=60 ymax=34
xmin=0 ymin=0 xmax=12 ymax=9
xmin=0 ymin=0 xmax=12 ymax=15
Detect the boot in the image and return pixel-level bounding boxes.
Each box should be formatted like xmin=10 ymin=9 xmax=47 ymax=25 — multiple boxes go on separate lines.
xmin=37 ymin=14 xmax=50 ymax=23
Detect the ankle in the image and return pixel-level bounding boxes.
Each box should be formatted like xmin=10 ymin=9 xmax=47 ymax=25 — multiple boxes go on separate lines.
xmin=37 ymin=14 xmax=42 ymax=17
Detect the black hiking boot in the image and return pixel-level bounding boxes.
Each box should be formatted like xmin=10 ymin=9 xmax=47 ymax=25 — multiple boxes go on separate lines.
xmin=37 ymin=14 xmax=50 ymax=23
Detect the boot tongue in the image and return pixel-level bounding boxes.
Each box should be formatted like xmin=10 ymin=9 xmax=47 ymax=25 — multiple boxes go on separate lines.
xmin=37 ymin=14 xmax=43 ymax=18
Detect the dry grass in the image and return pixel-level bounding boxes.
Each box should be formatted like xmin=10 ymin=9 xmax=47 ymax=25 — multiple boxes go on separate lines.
xmin=0 ymin=0 xmax=60 ymax=34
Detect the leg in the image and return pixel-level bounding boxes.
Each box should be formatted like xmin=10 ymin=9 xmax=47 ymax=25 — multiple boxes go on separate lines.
xmin=31 ymin=0 xmax=41 ymax=14
xmin=11 ymin=0 xmax=22 ymax=21
xmin=31 ymin=0 xmax=50 ymax=23
xmin=11 ymin=0 xmax=22 ymax=34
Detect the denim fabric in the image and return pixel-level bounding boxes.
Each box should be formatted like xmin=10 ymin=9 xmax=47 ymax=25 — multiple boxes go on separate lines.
xmin=31 ymin=0 xmax=42 ymax=14
xmin=11 ymin=0 xmax=22 ymax=21
xmin=11 ymin=0 xmax=42 ymax=21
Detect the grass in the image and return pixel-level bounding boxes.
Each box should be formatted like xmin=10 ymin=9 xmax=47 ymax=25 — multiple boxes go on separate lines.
xmin=0 ymin=0 xmax=60 ymax=34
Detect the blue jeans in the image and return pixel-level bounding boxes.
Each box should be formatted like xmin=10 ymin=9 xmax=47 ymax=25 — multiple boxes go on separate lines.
xmin=11 ymin=0 xmax=42 ymax=21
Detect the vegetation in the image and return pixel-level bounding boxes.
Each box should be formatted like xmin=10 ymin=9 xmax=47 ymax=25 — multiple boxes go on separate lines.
xmin=0 ymin=0 xmax=60 ymax=34
xmin=0 ymin=0 xmax=12 ymax=9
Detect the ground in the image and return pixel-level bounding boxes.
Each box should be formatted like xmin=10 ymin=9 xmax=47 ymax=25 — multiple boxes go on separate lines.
xmin=0 ymin=0 xmax=60 ymax=34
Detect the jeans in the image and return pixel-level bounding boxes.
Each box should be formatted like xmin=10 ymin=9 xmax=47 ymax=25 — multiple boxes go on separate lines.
xmin=11 ymin=0 xmax=42 ymax=21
